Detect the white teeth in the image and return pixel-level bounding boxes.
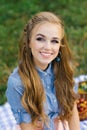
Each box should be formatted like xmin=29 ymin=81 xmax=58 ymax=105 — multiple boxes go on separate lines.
xmin=41 ymin=52 xmax=51 ymax=56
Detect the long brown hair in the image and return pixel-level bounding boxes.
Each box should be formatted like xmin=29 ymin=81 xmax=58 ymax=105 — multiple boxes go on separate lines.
xmin=18 ymin=12 xmax=76 ymax=123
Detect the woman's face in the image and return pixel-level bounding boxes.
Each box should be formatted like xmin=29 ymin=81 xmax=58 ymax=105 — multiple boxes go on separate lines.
xmin=29 ymin=22 xmax=64 ymax=70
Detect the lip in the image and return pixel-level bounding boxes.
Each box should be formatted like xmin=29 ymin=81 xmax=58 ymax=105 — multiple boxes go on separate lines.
xmin=40 ymin=52 xmax=53 ymax=58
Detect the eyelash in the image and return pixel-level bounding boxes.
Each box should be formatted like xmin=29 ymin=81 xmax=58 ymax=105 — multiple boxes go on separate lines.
xmin=36 ymin=37 xmax=59 ymax=44
xmin=36 ymin=37 xmax=45 ymax=41
xmin=51 ymin=40 xmax=59 ymax=44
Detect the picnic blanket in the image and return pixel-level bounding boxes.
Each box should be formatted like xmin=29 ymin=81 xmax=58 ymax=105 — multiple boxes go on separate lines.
xmin=0 ymin=75 xmax=87 ymax=130
xmin=0 ymin=102 xmax=16 ymax=130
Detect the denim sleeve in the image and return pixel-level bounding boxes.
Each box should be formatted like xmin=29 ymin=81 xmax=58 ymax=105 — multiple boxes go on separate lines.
xmin=6 ymin=76 xmax=31 ymax=124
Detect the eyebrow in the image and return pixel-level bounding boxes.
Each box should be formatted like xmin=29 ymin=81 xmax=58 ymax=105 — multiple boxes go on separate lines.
xmin=36 ymin=34 xmax=45 ymax=37
xmin=36 ymin=33 xmax=59 ymax=40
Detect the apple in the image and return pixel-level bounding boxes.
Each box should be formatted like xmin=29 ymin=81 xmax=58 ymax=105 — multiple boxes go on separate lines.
xmin=77 ymin=97 xmax=87 ymax=113
xmin=79 ymin=98 xmax=85 ymax=103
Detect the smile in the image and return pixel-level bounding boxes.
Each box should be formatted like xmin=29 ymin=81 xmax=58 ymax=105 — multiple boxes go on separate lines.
xmin=40 ymin=52 xmax=53 ymax=57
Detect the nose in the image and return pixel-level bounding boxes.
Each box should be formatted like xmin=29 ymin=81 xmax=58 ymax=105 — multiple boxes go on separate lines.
xmin=44 ymin=40 xmax=51 ymax=50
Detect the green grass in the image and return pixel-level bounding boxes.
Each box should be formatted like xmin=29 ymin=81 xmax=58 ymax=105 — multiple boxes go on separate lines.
xmin=0 ymin=0 xmax=87 ymax=104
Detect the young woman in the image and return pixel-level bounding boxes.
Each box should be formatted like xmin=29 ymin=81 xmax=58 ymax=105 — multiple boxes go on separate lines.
xmin=6 ymin=11 xmax=80 ymax=130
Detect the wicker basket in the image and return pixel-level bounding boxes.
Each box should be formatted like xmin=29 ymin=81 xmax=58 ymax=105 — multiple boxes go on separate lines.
xmin=77 ymin=81 xmax=87 ymax=121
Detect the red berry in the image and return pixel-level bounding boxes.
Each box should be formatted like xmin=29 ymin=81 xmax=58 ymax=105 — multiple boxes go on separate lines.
xmin=79 ymin=98 xmax=85 ymax=103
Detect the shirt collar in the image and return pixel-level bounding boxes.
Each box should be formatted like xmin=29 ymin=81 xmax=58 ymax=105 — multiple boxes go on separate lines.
xmin=36 ymin=63 xmax=53 ymax=77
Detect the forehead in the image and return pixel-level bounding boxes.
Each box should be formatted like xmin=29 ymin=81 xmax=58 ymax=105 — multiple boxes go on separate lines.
xmin=31 ymin=22 xmax=64 ymax=39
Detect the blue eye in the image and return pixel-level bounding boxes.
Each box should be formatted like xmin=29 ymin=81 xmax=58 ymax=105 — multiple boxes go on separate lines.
xmin=36 ymin=37 xmax=45 ymax=41
xmin=51 ymin=40 xmax=59 ymax=44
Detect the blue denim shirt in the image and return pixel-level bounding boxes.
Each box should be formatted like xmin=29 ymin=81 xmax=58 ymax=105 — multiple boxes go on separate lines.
xmin=6 ymin=64 xmax=60 ymax=130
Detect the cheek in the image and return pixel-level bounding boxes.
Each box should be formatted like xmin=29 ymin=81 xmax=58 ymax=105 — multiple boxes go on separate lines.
xmin=54 ymin=46 xmax=60 ymax=53
xmin=30 ymin=44 xmax=40 ymax=53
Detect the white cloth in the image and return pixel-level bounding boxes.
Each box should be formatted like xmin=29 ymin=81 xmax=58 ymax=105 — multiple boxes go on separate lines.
xmin=0 ymin=102 xmax=19 ymax=130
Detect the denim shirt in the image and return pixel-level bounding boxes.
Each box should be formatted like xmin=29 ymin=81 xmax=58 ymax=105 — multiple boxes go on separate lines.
xmin=6 ymin=64 xmax=60 ymax=130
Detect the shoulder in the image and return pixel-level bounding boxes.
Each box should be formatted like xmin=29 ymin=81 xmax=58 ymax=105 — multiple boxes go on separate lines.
xmin=7 ymin=67 xmax=24 ymax=95
xmin=8 ymin=67 xmax=21 ymax=83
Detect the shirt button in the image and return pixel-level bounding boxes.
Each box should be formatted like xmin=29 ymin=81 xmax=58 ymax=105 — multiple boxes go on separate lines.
xmin=53 ymin=99 xmax=56 ymax=103
xmin=45 ymin=73 xmax=47 ymax=76
xmin=18 ymin=109 xmax=21 ymax=112
xmin=47 ymin=86 xmax=50 ymax=89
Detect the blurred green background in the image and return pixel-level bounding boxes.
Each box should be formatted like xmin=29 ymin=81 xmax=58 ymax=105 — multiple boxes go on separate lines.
xmin=0 ymin=0 xmax=87 ymax=104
